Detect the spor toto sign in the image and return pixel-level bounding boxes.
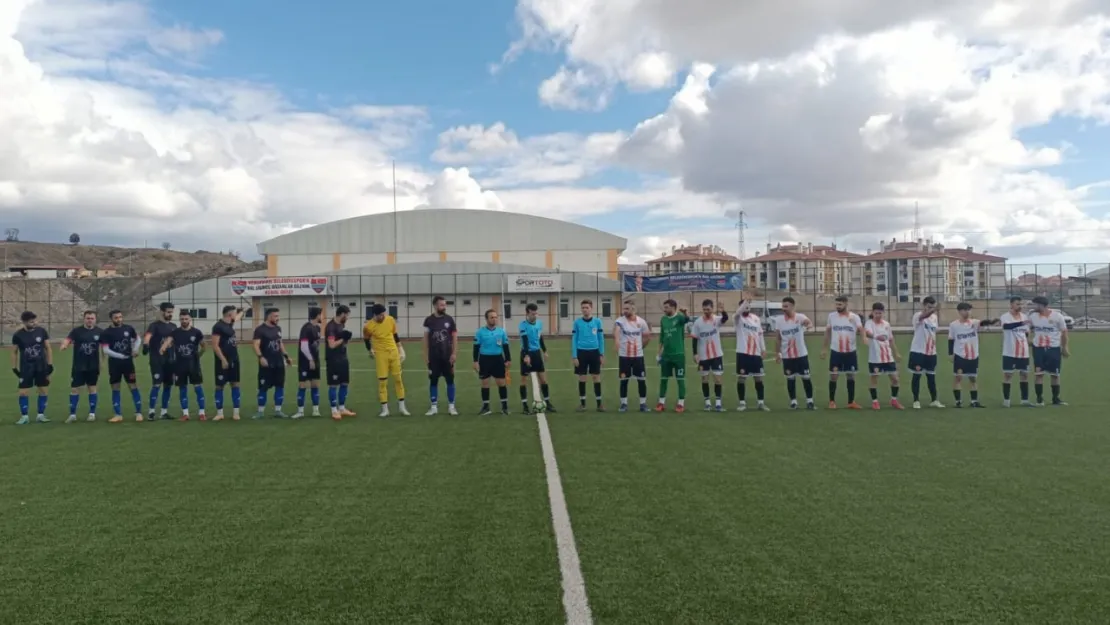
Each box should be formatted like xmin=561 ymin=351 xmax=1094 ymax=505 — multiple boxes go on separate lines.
xmin=508 ymin=274 xmax=561 ymax=293
xmin=229 ymin=277 xmax=329 ymax=297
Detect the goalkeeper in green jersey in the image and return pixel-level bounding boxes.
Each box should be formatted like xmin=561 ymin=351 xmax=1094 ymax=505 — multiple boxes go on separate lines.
xmin=655 ymin=299 xmax=691 ymax=412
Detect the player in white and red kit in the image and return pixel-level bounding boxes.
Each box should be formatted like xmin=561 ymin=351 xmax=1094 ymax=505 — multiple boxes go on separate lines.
xmin=1029 ymin=296 xmax=1070 ymax=406
xmin=864 ymin=302 xmax=904 ymax=410
xmin=999 ymin=296 xmax=1034 ymax=407
xmin=946 ymin=302 xmax=998 ymax=408
xmin=908 ymin=296 xmax=943 ymax=409
xmin=820 ymin=295 xmax=863 ymax=409
xmin=614 ymin=300 xmax=651 ymax=412
xmin=734 ymin=299 xmax=771 ymax=412
xmin=770 ymin=296 xmax=815 ymax=410
xmin=690 ymin=299 xmax=729 ymax=411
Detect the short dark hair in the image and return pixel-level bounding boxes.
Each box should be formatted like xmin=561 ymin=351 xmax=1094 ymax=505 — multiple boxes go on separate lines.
xmin=525 ymin=303 xmax=538 ymax=313
xmin=335 ymin=305 xmax=350 ymax=316
xmin=20 ymin=310 xmax=36 ymax=322
xmin=1031 ymin=296 xmax=1049 ymax=306
xmin=264 ymin=307 xmax=279 ymax=318
xmin=432 ymin=296 xmax=445 ymax=305
xmin=871 ymin=302 xmax=885 ymax=311
xmin=922 ymin=296 xmax=937 ymax=305
xmin=701 ymin=299 xmax=714 ymax=307
xmin=956 ymin=302 xmax=972 ymax=311
xmin=484 ymin=308 xmax=497 ymax=319
xmin=222 ymin=305 xmax=237 ymax=315
xmin=580 ymin=299 xmax=593 ymax=306
xmin=371 ymin=304 xmax=387 ymax=316
xmin=159 ymin=302 xmax=174 ymax=311
xmin=623 ymin=300 xmax=635 ymax=307
xmin=83 ymin=310 xmax=96 ymax=317
xmin=782 ymin=296 xmax=795 ymax=305
xmin=308 ymin=307 xmax=322 ymax=320
xmin=834 ymin=295 xmax=848 ymax=303
xmin=108 ymin=309 xmax=122 ymax=317
xmin=179 ymin=310 xmax=191 ymax=318
xmin=663 ymin=299 xmax=677 ymax=308
xmin=1009 ymin=296 xmax=1022 ymax=304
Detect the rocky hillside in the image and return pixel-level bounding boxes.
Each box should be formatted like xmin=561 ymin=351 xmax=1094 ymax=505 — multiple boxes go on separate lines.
xmin=0 ymin=240 xmax=252 ymax=275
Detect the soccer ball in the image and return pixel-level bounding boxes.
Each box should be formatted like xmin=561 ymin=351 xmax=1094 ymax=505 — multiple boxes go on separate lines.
xmin=532 ymin=399 xmax=547 ymax=413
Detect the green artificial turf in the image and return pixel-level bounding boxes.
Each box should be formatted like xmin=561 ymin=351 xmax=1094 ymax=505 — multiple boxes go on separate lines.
xmin=1 ymin=333 xmax=1108 ymax=623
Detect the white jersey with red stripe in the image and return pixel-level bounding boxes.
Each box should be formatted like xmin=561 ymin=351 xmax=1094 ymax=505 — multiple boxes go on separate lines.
xmin=865 ymin=319 xmax=895 ymax=363
xmin=826 ymin=311 xmax=862 ymax=353
xmin=910 ymin=312 xmax=939 ymax=355
xmin=948 ymin=319 xmax=981 ymax=360
xmin=999 ymin=311 xmax=1031 ymax=358
xmin=1030 ymin=309 xmax=1067 ymax=348
xmin=691 ymin=314 xmax=725 ymax=361
xmin=735 ymin=313 xmax=766 ymax=356
xmin=772 ymin=313 xmax=810 ymax=359
xmin=614 ymin=315 xmax=650 ymax=357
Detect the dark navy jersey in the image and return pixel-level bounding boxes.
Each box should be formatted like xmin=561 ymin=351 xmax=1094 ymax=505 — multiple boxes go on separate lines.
xmin=299 ymin=322 xmax=321 ymax=361
xmin=12 ymin=327 xmax=49 ymax=370
xmin=68 ymin=325 xmax=102 ymax=372
xmin=211 ymin=320 xmax=239 ymax=363
xmin=171 ymin=326 xmax=205 ymax=362
xmin=100 ymin=324 xmax=138 ymax=358
xmin=146 ymin=320 xmax=176 ymax=362
xmin=324 ymin=320 xmax=348 ymax=362
xmin=253 ymin=323 xmax=285 ymax=368
xmin=424 ymin=314 xmax=457 ymax=361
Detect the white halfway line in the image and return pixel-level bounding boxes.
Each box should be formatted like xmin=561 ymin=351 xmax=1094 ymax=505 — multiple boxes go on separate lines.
xmin=536 ymin=411 xmax=594 ymax=625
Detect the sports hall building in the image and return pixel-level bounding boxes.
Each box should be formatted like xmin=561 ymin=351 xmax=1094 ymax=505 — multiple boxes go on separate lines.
xmin=151 ymin=209 xmax=626 ymax=337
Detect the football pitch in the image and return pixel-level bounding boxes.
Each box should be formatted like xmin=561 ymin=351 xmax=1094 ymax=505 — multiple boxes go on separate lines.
xmin=2 ymin=333 xmax=1109 ymax=624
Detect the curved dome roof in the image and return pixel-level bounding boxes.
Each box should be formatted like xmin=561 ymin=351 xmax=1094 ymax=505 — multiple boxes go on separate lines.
xmin=257 ymin=209 xmax=626 ymax=255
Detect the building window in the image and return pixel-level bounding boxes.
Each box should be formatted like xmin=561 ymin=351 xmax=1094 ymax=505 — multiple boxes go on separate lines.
xmin=244 ymin=308 xmax=253 ymax=318
xmin=307 ymin=300 xmax=318 ymax=307
xmin=445 ymin=300 xmax=455 ymax=306
xmin=601 ymin=298 xmax=612 ymax=318
xmin=462 ymin=299 xmax=472 ymax=306
xmin=407 ymin=301 xmax=415 ymax=307
xmin=503 ymin=302 xmax=512 ymax=319
xmin=536 ymin=298 xmax=546 ymax=305
xmin=559 ymin=298 xmax=570 ymax=318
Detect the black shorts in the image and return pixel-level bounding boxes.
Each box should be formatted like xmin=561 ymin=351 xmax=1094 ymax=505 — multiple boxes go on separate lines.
xmin=215 ymin=359 xmax=240 ymax=386
xmin=150 ymin=359 xmax=175 ymax=385
xmin=908 ymin=352 xmax=938 ymax=374
xmin=326 ymin=359 xmax=350 ymax=386
xmin=174 ymin=362 xmax=203 ymax=387
xmin=1033 ymin=346 xmax=1062 ymax=375
xmin=428 ymin=356 xmax=453 ymax=380
xmin=782 ymin=356 xmax=811 ymax=378
xmin=1002 ymin=356 xmax=1030 ymax=373
xmin=108 ymin=359 xmax=137 ymax=385
xmin=829 ymin=351 xmax=859 ymax=373
xmin=953 ymin=356 xmax=979 ymax=377
xmin=735 ymin=353 xmax=765 ymax=377
xmin=698 ymin=356 xmax=724 ymax=374
xmin=259 ymin=367 xmax=286 ymax=389
xmin=869 ymin=362 xmax=897 ymax=375
xmin=521 ymin=350 xmax=546 ymax=375
xmin=574 ymin=349 xmax=601 ymax=376
xmin=619 ymin=356 xmax=646 ymax=379
xmin=70 ymin=369 xmax=99 ymax=388
xmin=478 ymin=354 xmax=506 ymax=380
xmin=19 ymin=367 xmax=50 ymax=389
xmin=298 ymin=357 xmax=321 ymax=382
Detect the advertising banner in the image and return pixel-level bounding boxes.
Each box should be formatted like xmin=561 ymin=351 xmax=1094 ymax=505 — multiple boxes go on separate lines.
xmin=229 ymin=276 xmax=330 ymax=297
xmin=623 ymin=273 xmax=745 ymax=292
xmin=507 ymin=274 xmax=562 ymax=293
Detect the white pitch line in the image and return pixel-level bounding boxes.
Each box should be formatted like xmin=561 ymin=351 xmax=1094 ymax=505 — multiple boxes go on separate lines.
xmin=535 ymin=410 xmax=593 ymax=625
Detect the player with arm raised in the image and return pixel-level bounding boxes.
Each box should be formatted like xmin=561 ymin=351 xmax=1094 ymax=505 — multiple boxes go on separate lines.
xmin=948 ymin=303 xmax=997 ymax=408
xmin=423 ymin=296 xmax=459 ymax=416
xmin=61 ymin=310 xmax=102 ymax=423
xmin=252 ymin=308 xmax=292 ymax=418
xmin=770 ymin=296 xmax=815 ymax=410
xmin=12 ymin=311 xmax=54 ymax=424
xmin=571 ymin=300 xmax=605 ymax=412
xmin=655 ymin=299 xmax=690 ymax=412
xmin=474 ymin=309 xmax=511 ymax=415
xmin=735 ymin=298 xmax=770 ymax=411
xmin=690 ymin=298 xmax=729 ymax=412
xmin=864 ymin=302 xmax=904 ymax=410
xmin=324 ymin=305 xmax=356 ymax=419
xmin=908 ymin=296 xmax=943 ymax=409
xmin=1030 ymin=296 xmax=1069 ymax=406
xmin=614 ymin=300 xmax=651 ymax=413
xmin=364 ymin=304 xmax=409 ymax=417
xmin=100 ymin=310 xmax=144 ymax=422
xmin=518 ymin=303 xmax=554 ymax=414
xmin=144 ymin=302 xmax=177 ymax=420
xmin=211 ymin=305 xmax=244 ymax=421
xmin=821 ymin=295 xmax=863 ymax=409
xmin=998 ymin=297 xmax=1033 ymax=407
xmin=171 ymin=310 xmax=206 ymax=421
xmin=294 ymin=307 xmax=324 ymax=419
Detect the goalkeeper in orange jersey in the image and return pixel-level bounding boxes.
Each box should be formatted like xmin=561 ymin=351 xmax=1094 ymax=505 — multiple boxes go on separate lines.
xmin=363 ymin=304 xmax=409 ymax=417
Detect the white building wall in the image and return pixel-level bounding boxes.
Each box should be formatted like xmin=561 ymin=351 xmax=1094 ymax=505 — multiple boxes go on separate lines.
xmin=552 ymin=250 xmax=608 ymax=274
xmin=339 ymin=253 xmax=388 ymax=269
xmin=274 ymin=254 xmax=334 ymax=276
xmin=444 ymin=252 xmax=490 ymax=263
xmin=395 ymin=252 xmax=439 ymax=265
xmin=499 ymin=251 xmax=546 ymax=267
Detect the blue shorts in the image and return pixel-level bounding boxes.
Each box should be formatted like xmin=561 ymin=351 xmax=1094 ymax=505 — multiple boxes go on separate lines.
xmin=908 ymin=352 xmax=937 ymax=374
xmin=1002 ymin=356 xmax=1029 ymax=373
xmin=829 ymin=351 xmax=858 ymax=373
xmin=1032 ymin=347 xmax=1062 ymax=375
xmin=869 ymin=362 xmax=897 ymax=375
xmin=953 ymin=356 xmax=979 ymax=377
xmin=735 ymin=354 xmax=764 ymax=377
xmin=782 ymin=356 xmax=811 ymax=379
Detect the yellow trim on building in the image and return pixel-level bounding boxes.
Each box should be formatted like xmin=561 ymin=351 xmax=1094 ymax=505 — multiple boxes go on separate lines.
xmin=332 ymin=253 xmax=341 ymax=270
xmin=607 ymin=249 xmax=619 ymax=279
xmin=266 ymin=255 xmax=277 ymax=277
xmin=439 ymin=251 xmax=448 ymax=262
xmin=386 ymin=252 xmax=397 ymax=264
xmin=545 ymin=250 xmax=554 ymax=268
xmin=492 ymin=251 xmax=501 ymax=263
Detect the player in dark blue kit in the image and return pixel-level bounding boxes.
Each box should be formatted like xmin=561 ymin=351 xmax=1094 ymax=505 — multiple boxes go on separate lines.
xmin=143 ymin=302 xmax=177 ymax=420
xmin=324 ymin=305 xmax=355 ymax=419
xmin=295 ymin=307 xmax=324 ymax=419
xmin=172 ymin=311 xmax=207 ymax=420
xmin=211 ymin=305 xmax=245 ymax=420
xmin=11 ymin=311 xmax=54 ymax=425
xmin=100 ymin=309 xmax=144 ymax=422
xmin=253 ymin=308 xmax=292 ymax=418
xmin=61 ymin=310 xmax=102 ymax=423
